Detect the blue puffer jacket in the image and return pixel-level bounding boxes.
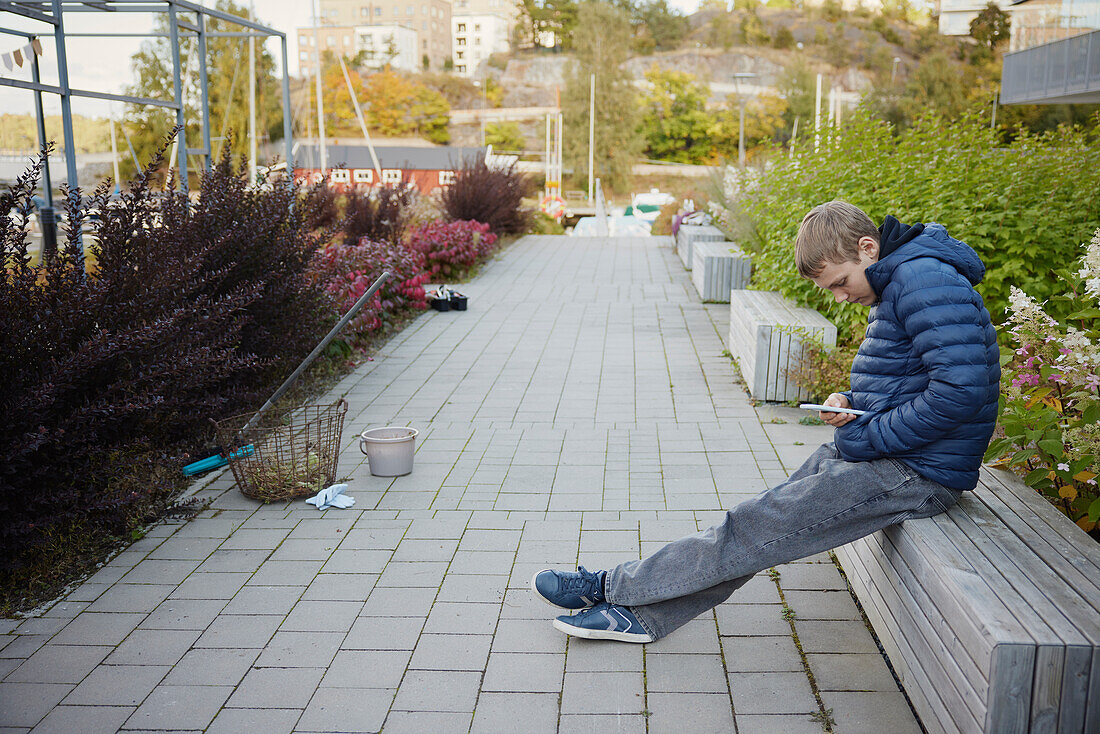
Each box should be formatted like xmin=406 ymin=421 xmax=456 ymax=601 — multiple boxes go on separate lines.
xmin=834 ymin=223 xmax=1000 ymax=490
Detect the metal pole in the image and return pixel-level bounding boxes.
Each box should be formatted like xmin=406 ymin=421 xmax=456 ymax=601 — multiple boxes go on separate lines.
xmin=197 ymin=11 xmax=212 ymax=171
xmin=168 ymin=3 xmax=189 ymax=190
xmin=31 ymin=38 xmax=57 ymax=259
xmin=51 ymin=0 xmax=81 ymax=257
xmin=588 ymin=73 xmax=594 ymax=202
xmin=280 ymin=34 xmax=294 ymax=178
xmin=249 ymin=0 xmax=257 ymax=185
xmin=814 ymin=73 xmax=822 ymax=152
xmin=108 ymin=109 xmax=121 ymax=194
xmin=738 ymin=99 xmax=746 ymax=168
xmin=313 ymin=0 xmax=327 ymax=176
xmin=337 ymin=56 xmax=383 ymax=179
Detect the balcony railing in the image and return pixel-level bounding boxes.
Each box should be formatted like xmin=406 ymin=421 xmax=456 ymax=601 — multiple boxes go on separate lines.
xmin=1001 ymin=28 xmax=1100 ymax=104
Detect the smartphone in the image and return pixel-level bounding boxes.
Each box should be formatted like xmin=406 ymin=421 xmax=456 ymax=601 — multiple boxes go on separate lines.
xmin=798 ymin=403 xmax=867 ymax=416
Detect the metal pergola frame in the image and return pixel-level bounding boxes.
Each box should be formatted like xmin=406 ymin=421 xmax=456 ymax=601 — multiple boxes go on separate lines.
xmin=1 ymin=0 xmax=295 ymax=256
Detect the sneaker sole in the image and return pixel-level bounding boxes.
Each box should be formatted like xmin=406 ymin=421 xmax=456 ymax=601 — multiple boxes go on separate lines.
xmin=530 ymin=569 xmax=592 ymax=611
xmin=552 ymin=618 xmax=652 ymax=643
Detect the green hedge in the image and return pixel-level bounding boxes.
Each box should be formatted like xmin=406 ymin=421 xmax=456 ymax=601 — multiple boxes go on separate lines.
xmin=723 ymin=112 xmax=1100 ymax=343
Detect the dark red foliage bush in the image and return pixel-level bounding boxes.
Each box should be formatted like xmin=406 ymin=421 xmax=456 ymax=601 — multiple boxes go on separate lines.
xmin=309 ymin=237 xmax=430 ymax=347
xmin=406 ymin=219 xmax=498 ymax=279
xmin=0 ymin=139 xmax=329 ymax=576
xmin=440 ymin=156 xmax=533 ymax=235
xmin=343 ymin=184 xmax=416 ymax=245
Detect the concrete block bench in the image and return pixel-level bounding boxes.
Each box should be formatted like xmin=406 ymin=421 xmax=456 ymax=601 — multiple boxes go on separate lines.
xmin=692 ymin=241 xmax=752 ymax=302
xmin=676 ymin=223 xmax=725 ymax=270
xmin=835 ymin=467 xmax=1100 ymax=734
xmin=726 ymin=290 xmax=836 ymax=402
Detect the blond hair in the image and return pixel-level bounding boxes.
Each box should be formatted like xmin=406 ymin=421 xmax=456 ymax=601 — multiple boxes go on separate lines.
xmin=795 ymin=201 xmax=879 ymax=278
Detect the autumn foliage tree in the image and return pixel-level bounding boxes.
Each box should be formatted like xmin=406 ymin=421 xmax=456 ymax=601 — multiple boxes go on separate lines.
xmin=320 ymin=60 xmax=451 ymax=144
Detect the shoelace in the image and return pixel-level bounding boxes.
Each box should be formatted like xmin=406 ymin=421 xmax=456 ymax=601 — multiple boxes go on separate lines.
xmin=561 ymin=566 xmax=600 ymax=595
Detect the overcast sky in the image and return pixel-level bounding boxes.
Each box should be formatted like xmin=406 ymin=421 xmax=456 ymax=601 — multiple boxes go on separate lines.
xmin=0 ymin=0 xmax=703 ymax=118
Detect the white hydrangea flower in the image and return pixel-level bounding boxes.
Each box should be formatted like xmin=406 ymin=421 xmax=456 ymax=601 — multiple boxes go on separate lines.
xmin=1007 ymin=286 xmax=1058 ymax=328
xmin=1082 ymin=228 xmax=1100 ymax=298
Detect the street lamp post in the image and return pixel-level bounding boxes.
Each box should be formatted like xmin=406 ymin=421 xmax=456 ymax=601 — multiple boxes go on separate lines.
xmin=732 ymin=71 xmax=755 ymax=168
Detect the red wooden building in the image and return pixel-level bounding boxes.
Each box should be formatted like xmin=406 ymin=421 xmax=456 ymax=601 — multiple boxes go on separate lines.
xmin=292 ymin=143 xmax=486 ymax=195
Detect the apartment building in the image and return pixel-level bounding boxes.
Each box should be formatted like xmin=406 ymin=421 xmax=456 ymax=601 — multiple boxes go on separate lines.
xmin=452 ymin=14 xmax=510 ymax=76
xmin=305 ymin=0 xmax=453 ymax=71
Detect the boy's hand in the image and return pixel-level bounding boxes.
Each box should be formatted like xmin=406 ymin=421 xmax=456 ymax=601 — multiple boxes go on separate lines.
xmin=821 ymin=393 xmax=859 ymax=427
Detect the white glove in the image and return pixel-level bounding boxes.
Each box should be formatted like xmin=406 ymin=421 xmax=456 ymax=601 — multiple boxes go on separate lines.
xmin=305 ymin=483 xmax=356 ymax=510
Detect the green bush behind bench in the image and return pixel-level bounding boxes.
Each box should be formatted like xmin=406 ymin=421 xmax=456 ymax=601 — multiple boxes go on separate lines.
xmin=718 ymin=111 xmax=1100 ymax=344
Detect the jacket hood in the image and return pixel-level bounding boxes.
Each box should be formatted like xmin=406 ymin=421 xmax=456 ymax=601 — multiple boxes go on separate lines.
xmin=865 ymin=222 xmax=985 ymax=298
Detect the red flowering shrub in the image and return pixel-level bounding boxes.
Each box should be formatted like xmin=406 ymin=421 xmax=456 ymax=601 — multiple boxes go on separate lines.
xmin=406 ymin=219 xmax=498 ymax=279
xmin=310 ymin=237 xmax=430 ymax=347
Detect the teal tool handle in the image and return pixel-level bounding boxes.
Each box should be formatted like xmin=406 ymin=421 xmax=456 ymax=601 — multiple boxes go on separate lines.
xmin=182 ymin=445 xmax=254 ymax=476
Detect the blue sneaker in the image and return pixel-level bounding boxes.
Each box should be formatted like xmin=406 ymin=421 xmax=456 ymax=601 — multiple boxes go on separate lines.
xmin=553 ymin=602 xmax=654 ymax=643
xmin=531 ymin=566 xmax=606 ymax=610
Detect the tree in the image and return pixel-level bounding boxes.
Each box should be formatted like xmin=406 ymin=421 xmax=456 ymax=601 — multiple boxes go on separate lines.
xmin=484 ymin=122 xmax=526 ymax=151
xmin=636 ymin=0 xmax=690 ymax=51
xmin=777 ymin=58 xmax=816 ymax=133
xmin=970 ymin=2 xmax=1010 ymax=52
xmin=358 ymin=68 xmax=451 ymax=144
xmin=561 ymin=2 xmax=641 ymax=192
xmin=639 ymin=66 xmax=716 ymax=164
xmin=900 ymin=51 xmax=980 ymax=122
xmin=121 ymin=0 xmax=284 ymax=182
xmin=710 ymin=93 xmax=788 ymax=160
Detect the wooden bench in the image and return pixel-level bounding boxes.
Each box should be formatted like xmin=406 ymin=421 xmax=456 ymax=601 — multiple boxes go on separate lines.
xmin=692 ymin=241 xmax=752 ymax=302
xmin=834 ymin=467 xmax=1100 ymax=734
xmin=676 ymin=223 xmax=725 ymax=270
xmin=726 ymin=290 xmax=836 ymax=402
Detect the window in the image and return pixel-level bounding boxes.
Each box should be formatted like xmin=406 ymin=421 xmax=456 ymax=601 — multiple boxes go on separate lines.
xmin=474 ymin=37 xmax=480 ymax=45
xmin=456 ymin=50 xmax=464 ymax=59
xmin=331 ymin=169 xmax=350 ymax=183
xmin=422 ymin=4 xmax=428 ymax=13
xmin=375 ymin=6 xmax=382 ymax=14
xmin=457 ymin=22 xmax=466 ymax=32
xmin=407 ymin=5 xmax=414 ymax=15
xmin=361 ymin=6 xmax=369 ymax=15
xmin=326 ymin=35 xmax=335 ymax=46
xmin=300 ymin=50 xmax=309 ymax=59
xmin=456 ymin=65 xmax=466 ymax=73
xmin=422 ymin=21 xmax=427 ymax=29
xmin=439 ymin=170 xmax=455 ymax=186
xmin=344 ymin=35 xmax=352 ymax=46
xmin=353 ymin=169 xmax=374 ymax=184
xmin=457 ymin=37 xmax=465 ymax=46
xmin=474 ymin=23 xmax=481 ymax=31
xmin=382 ymin=169 xmax=402 ymax=184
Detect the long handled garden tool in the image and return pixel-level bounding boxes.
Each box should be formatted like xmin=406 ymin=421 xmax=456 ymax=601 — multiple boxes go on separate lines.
xmin=183 ymin=271 xmax=393 ymax=476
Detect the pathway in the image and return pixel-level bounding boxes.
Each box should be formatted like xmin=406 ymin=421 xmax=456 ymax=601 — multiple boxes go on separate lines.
xmin=0 ymin=235 xmax=922 ymax=733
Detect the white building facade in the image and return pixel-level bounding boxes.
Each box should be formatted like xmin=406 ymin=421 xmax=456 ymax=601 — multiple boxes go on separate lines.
xmin=356 ymin=24 xmax=420 ymax=71
xmin=452 ymin=13 xmax=511 ymax=76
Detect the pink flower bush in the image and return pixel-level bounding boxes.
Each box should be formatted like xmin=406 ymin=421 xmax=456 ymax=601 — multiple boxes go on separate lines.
xmin=309 ymin=238 xmax=430 ymax=348
xmin=406 ymin=220 xmax=498 ymax=280
xmin=988 ymin=230 xmax=1100 ymax=534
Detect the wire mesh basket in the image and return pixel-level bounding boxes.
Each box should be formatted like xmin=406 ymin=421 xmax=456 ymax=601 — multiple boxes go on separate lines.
xmin=215 ymin=398 xmax=349 ymax=502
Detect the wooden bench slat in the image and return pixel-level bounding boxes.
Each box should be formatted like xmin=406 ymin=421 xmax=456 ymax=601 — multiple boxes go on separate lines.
xmin=838 ymin=462 xmax=1100 ymax=733
xmin=961 ymin=492 xmax=1097 ymax=733
xmin=930 ymin=509 xmax=1087 ymax=732
xmin=726 ymin=291 xmax=836 ymax=402
xmin=860 ymin=530 xmax=992 ymax=710
xmin=839 ymin=536 xmax=985 ymax=733
xmin=855 ymin=533 xmax=991 ymax=730
xmin=979 ymin=468 xmax=1100 ymax=587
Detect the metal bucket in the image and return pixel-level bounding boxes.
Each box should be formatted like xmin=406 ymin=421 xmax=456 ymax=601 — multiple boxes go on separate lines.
xmin=359 ymin=426 xmax=418 ymax=476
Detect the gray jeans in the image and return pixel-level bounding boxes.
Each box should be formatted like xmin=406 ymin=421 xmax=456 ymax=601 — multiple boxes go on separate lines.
xmin=605 ymin=443 xmax=962 ymax=640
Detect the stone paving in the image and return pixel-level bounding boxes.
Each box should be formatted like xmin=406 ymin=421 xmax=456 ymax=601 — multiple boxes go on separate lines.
xmin=0 ymin=235 xmax=923 ymax=733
